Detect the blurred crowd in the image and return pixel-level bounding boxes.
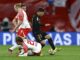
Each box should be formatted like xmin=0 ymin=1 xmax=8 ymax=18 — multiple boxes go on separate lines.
xmin=0 ymin=17 xmax=12 ymax=32
xmin=0 ymin=0 xmax=79 ymax=32
xmin=0 ymin=18 xmax=75 ymax=32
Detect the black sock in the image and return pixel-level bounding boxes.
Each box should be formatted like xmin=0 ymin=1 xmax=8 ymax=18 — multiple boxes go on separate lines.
xmin=48 ymin=38 xmax=55 ymax=50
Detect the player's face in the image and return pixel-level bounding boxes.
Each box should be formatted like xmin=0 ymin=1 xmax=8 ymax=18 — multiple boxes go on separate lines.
xmin=14 ymin=5 xmax=21 ymax=12
xmin=37 ymin=12 xmax=45 ymax=16
xmin=22 ymin=6 xmax=26 ymax=11
xmin=41 ymin=12 xmax=45 ymax=16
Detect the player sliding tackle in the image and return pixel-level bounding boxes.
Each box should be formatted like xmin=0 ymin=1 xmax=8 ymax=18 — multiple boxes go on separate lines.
xmin=15 ymin=37 xmax=42 ymax=56
xmin=8 ymin=3 xmax=31 ymax=54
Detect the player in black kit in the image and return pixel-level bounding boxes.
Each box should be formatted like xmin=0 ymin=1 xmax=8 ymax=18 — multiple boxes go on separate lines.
xmin=31 ymin=8 xmax=57 ymax=55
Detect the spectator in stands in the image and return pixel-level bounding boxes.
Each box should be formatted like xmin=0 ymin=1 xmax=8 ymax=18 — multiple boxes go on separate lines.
xmin=1 ymin=17 xmax=11 ymax=32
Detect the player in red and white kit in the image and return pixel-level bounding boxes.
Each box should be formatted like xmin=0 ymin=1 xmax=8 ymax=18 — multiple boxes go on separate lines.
xmin=12 ymin=3 xmax=31 ymax=37
xmin=8 ymin=3 xmax=32 ymax=53
xmin=16 ymin=37 xmax=42 ymax=56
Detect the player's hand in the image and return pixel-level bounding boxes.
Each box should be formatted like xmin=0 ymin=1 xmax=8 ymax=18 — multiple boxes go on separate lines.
xmin=8 ymin=48 xmax=13 ymax=54
xmin=45 ymin=24 xmax=50 ymax=26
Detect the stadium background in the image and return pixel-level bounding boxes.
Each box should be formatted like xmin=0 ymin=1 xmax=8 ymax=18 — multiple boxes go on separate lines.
xmin=0 ymin=0 xmax=79 ymax=32
xmin=0 ymin=0 xmax=80 ymax=60
xmin=0 ymin=0 xmax=80 ymax=45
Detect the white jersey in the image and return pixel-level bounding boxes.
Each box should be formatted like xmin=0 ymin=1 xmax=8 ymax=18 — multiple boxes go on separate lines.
xmin=23 ymin=39 xmax=42 ymax=53
xmin=15 ymin=9 xmax=31 ymax=29
xmin=9 ymin=39 xmax=42 ymax=56
xmin=23 ymin=39 xmax=38 ymax=49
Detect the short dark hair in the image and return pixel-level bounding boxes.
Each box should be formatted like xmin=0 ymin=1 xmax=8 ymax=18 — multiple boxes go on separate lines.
xmin=37 ymin=8 xmax=44 ymax=12
xmin=16 ymin=36 xmax=23 ymax=42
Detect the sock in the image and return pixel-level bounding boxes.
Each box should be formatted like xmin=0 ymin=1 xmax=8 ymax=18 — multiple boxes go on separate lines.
xmin=9 ymin=45 xmax=21 ymax=50
xmin=48 ymin=38 xmax=55 ymax=50
xmin=41 ymin=44 xmax=45 ymax=48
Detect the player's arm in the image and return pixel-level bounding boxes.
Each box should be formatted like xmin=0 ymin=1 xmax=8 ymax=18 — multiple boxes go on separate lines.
xmin=13 ymin=20 xmax=22 ymax=32
xmin=18 ymin=49 xmax=28 ymax=56
xmin=18 ymin=44 xmax=28 ymax=56
xmin=39 ymin=22 xmax=50 ymax=27
xmin=13 ymin=10 xmax=24 ymax=32
xmin=12 ymin=18 xmax=17 ymax=27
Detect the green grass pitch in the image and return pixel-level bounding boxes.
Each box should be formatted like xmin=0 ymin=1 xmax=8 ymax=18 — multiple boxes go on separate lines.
xmin=0 ymin=45 xmax=80 ymax=60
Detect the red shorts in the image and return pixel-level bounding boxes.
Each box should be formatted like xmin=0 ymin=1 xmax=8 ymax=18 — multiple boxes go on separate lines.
xmin=17 ymin=28 xmax=31 ymax=37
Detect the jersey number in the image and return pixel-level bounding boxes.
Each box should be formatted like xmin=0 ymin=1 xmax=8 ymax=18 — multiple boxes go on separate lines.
xmin=27 ymin=40 xmax=34 ymax=45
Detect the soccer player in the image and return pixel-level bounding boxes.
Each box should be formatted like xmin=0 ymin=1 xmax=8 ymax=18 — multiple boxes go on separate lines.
xmin=12 ymin=3 xmax=31 ymax=38
xmin=31 ymin=8 xmax=57 ymax=55
xmin=16 ymin=37 xmax=42 ymax=56
xmin=8 ymin=3 xmax=31 ymax=54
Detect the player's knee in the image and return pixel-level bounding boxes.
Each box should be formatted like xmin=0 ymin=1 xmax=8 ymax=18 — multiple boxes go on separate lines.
xmin=45 ymin=35 xmax=51 ymax=39
xmin=40 ymin=41 xmax=45 ymax=45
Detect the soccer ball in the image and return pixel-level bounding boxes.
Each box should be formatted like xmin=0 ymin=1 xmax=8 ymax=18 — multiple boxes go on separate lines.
xmin=48 ymin=48 xmax=62 ymax=55
xmin=48 ymin=49 xmax=55 ymax=55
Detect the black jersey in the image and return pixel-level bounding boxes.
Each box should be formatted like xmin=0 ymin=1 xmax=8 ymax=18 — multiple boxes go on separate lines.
xmin=32 ymin=14 xmax=43 ymax=33
xmin=31 ymin=14 xmax=47 ymax=42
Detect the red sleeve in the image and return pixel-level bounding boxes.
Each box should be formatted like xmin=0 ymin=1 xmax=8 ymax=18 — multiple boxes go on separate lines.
xmin=23 ymin=43 xmax=28 ymax=53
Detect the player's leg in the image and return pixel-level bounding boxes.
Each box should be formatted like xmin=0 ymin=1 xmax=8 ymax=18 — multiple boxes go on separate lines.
xmin=8 ymin=45 xmax=21 ymax=54
xmin=37 ymin=34 xmax=46 ymax=48
xmin=32 ymin=43 xmax=42 ymax=56
xmin=44 ymin=34 xmax=58 ymax=55
xmin=41 ymin=32 xmax=55 ymax=50
xmin=18 ymin=47 xmax=28 ymax=56
xmin=8 ymin=28 xmax=31 ymax=54
xmin=45 ymin=35 xmax=55 ymax=50
xmin=8 ymin=28 xmax=24 ymax=54
xmin=32 ymin=32 xmax=46 ymax=48
xmin=41 ymin=32 xmax=57 ymax=54
xmin=32 ymin=32 xmax=41 ymax=42
xmin=8 ymin=29 xmax=25 ymax=54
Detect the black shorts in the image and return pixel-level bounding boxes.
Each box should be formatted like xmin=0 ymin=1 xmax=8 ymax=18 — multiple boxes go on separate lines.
xmin=32 ymin=31 xmax=47 ymax=42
